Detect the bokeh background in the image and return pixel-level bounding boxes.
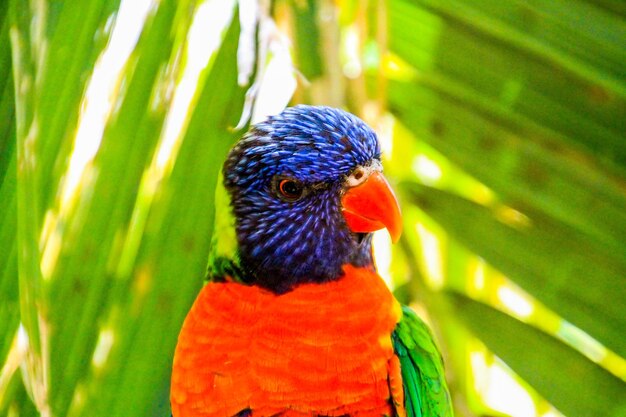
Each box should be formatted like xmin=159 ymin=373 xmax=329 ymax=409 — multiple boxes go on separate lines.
xmin=1 ymin=1 xmax=625 ymax=416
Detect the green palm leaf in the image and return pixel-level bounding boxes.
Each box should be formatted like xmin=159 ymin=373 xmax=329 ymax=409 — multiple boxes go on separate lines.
xmin=447 ymin=292 xmax=626 ymax=417
xmin=3 ymin=1 xmax=625 ymax=416
xmin=8 ymin=1 xmax=245 ymax=416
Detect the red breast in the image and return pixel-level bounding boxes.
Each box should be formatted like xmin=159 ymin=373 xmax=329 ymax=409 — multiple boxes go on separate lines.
xmin=171 ymin=265 xmax=403 ymax=417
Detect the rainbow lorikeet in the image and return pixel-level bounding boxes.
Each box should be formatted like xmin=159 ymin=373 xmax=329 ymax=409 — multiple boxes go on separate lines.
xmin=171 ymin=106 xmax=453 ymax=417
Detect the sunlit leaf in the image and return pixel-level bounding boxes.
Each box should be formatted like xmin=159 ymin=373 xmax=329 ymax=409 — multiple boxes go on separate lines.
xmin=403 ymin=182 xmax=626 ymax=358
xmin=447 ymin=291 xmax=626 ymax=417
xmin=11 ymin=1 xmax=245 ymax=416
xmin=388 ymin=0 xmax=626 ymax=253
xmin=0 ymin=3 xmax=20 ymax=414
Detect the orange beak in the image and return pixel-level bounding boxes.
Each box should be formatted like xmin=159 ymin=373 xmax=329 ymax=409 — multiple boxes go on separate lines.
xmin=341 ymin=171 xmax=402 ymax=243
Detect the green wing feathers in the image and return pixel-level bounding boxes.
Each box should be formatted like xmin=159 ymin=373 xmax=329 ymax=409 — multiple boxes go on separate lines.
xmin=392 ymin=305 xmax=454 ymax=417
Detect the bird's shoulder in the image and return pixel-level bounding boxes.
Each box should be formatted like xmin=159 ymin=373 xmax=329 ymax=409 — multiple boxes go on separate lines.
xmin=392 ymin=305 xmax=454 ymax=417
xmin=206 ymin=255 xmax=249 ymax=284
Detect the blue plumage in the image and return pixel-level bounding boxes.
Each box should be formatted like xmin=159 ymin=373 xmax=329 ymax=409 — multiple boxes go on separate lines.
xmin=223 ymin=105 xmax=381 ymax=293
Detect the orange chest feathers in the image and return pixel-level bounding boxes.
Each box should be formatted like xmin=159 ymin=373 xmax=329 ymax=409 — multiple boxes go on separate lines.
xmin=171 ymin=265 xmax=403 ymax=417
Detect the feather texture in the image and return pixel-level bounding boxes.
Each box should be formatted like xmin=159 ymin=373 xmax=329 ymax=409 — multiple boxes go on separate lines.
xmin=392 ymin=306 xmax=453 ymax=417
xmin=171 ymin=106 xmax=453 ymax=417
xmin=222 ymin=105 xmax=380 ymax=292
xmin=171 ymin=265 xmax=402 ymax=417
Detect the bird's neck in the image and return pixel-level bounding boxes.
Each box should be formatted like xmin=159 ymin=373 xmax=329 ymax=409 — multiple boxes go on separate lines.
xmin=237 ymin=230 xmax=375 ymax=294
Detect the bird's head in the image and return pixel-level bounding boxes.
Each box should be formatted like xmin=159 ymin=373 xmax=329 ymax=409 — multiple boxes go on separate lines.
xmin=223 ymin=105 xmax=401 ymax=293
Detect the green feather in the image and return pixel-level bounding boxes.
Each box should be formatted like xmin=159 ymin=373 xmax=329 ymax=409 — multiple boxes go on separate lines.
xmin=206 ymin=175 xmax=243 ymax=283
xmin=392 ymin=305 xmax=454 ymax=417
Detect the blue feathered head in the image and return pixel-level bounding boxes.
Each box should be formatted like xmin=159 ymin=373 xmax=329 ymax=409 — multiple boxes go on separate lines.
xmin=223 ymin=105 xmax=400 ymax=293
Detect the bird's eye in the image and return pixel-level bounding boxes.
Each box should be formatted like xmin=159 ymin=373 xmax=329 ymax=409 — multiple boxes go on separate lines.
xmin=276 ymin=178 xmax=305 ymax=201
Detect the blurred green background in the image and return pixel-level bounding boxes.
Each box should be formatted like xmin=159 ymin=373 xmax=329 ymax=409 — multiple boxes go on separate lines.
xmin=1 ymin=0 xmax=625 ymax=416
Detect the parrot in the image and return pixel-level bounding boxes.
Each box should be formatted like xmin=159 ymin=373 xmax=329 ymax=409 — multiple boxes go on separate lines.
xmin=170 ymin=105 xmax=453 ymax=417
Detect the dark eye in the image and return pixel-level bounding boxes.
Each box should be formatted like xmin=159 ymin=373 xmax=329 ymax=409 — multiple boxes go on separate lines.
xmin=276 ymin=178 xmax=305 ymax=201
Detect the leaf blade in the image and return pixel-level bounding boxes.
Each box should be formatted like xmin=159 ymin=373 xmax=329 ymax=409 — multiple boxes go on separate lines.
xmin=447 ymin=292 xmax=626 ymax=417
